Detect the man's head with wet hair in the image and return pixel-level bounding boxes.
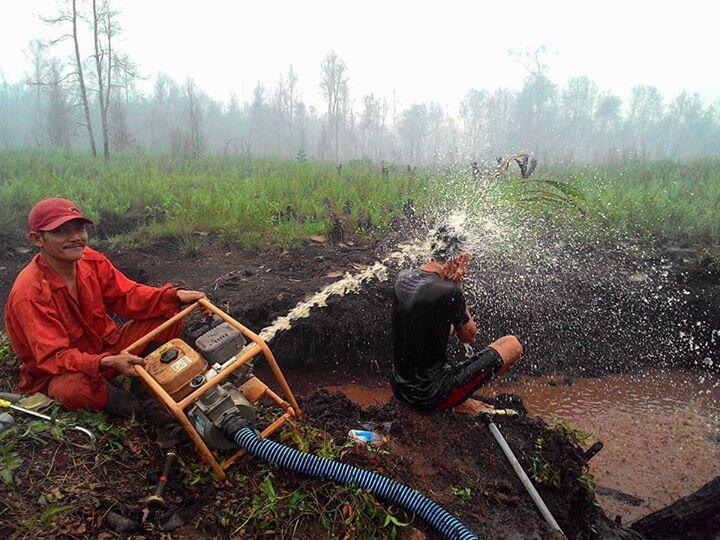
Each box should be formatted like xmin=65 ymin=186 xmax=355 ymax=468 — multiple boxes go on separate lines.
xmin=430 ymin=224 xmax=467 ymax=262
xmin=428 ymin=224 xmax=470 ymax=283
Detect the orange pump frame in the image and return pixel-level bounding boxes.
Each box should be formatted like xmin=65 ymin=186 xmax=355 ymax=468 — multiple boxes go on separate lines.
xmin=123 ymin=298 xmax=301 ymax=481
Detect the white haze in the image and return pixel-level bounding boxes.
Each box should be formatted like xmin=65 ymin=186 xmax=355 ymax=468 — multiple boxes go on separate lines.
xmin=1 ymin=0 xmax=718 ymax=112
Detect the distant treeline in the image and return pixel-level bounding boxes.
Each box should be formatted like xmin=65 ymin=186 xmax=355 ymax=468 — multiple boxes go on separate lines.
xmin=1 ymin=46 xmax=718 ymax=165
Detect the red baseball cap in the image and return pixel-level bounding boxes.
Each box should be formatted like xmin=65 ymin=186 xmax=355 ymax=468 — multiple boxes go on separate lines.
xmin=28 ymin=198 xmax=94 ymax=232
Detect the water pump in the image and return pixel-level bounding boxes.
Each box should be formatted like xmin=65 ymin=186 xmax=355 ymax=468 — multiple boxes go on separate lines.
xmin=126 ymin=298 xmax=301 ymax=480
xmin=187 ymin=376 xmax=256 ymax=450
xmin=145 ymin=319 xmax=257 ymax=450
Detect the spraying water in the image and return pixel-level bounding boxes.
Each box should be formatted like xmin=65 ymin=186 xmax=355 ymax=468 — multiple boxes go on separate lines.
xmin=257 ymin=238 xmax=434 ymax=342
xmin=245 ymin=166 xmax=719 ymax=524
xmin=257 ymin=166 xmax=713 ymax=378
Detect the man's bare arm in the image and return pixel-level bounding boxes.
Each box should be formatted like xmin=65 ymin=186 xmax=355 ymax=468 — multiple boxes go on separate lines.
xmin=454 ymin=306 xmax=477 ymax=343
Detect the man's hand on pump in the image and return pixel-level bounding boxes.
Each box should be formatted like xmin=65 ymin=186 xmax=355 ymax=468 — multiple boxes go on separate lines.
xmin=176 ymin=289 xmax=206 ymax=304
xmin=101 ymin=353 xmax=147 ymax=376
xmin=176 ymin=289 xmax=213 ymax=317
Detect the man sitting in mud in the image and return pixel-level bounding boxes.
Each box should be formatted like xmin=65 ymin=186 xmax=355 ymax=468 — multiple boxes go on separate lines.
xmin=391 ymin=228 xmax=523 ymax=413
xmin=4 ymin=198 xmax=206 ymax=414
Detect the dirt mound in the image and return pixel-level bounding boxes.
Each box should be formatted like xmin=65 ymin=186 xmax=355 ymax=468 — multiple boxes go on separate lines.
xmin=0 ymin=367 xmax=628 ymax=540
xmin=2 ymin=231 xmax=717 ymax=380
xmin=300 ymin=390 xmax=630 ymax=539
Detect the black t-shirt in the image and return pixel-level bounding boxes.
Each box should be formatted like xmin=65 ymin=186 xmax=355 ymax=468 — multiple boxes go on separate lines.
xmin=391 ymin=269 xmax=470 ymax=408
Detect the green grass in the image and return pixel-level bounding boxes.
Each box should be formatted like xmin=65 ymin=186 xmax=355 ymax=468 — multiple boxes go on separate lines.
xmin=1 ymin=150 xmax=719 ymax=248
xmin=0 ymin=150 xmax=431 ymax=249
xmin=542 ymin=159 xmax=720 ymax=245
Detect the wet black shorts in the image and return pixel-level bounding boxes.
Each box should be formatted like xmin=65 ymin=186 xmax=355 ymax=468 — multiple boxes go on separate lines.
xmin=437 ymin=347 xmax=504 ymax=410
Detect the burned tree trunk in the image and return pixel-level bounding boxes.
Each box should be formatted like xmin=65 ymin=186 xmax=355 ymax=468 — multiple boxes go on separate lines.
xmin=630 ymin=476 xmax=720 ymax=539
xmin=72 ymin=0 xmax=97 ymax=158
xmin=92 ymin=0 xmax=109 ymax=160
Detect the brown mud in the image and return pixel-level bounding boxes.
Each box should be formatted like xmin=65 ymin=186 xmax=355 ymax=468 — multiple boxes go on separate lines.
xmin=491 ymin=371 xmax=720 ymax=523
xmin=1 ymin=230 xmax=719 ymax=539
xmin=299 ymin=390 xmax=608 ymax=539
xmin=318 ymin=372 xmax=720 ymax=525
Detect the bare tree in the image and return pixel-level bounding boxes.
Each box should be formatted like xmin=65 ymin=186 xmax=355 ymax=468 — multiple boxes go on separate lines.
xmin=249 ymin=82 xmax=268 ymax=155
xmin=184 ymin=78 xmax=205 ymax=157
xmin=595 ymin=93 xmax=622 ymax=160
xmin=108 ymin=52 xmax=139 ymax=152
xmin=25 ymin=40 xmax=73 ymax=149
xmin=511 ymin=46 xmax=557 ymax=158
xmin=627 ymin=85 xmax=663 ymax=159
xmin=45 ymin=59 xmax=73 ymax=148
xmin=91 ymin=0 xmax=117 ymax=159
xmin=399 ymin=104 xmax=428 ymax=162
xmin=42 ymin=0 xmax=97 ymax=157
xmin=286 ymin=65 xmax=298 ymax=146
xmin=24 ymin=40 xmax=48 ymax=147
xmin=0 ymin=71 xmax=8 ymax=148
xmin=460 ymin=89 xmax=489 ymax=157
xmin=319 ymin=51 xmax=348 ymax=162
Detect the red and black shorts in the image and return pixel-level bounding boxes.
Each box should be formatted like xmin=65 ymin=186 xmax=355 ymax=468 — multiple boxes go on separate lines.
xmin=437 ymin=347 xmax=504 ymax=410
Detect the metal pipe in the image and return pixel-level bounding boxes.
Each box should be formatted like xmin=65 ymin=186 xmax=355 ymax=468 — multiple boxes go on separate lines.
xmin=481 ymin=414 xmax=565 ymax=537
xmin=0 ymin=399 xmax=95 ymax=445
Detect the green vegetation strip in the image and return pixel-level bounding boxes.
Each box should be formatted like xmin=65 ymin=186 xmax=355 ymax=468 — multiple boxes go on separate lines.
xmin=1 ymin=151 xmax=718 ymax=248
xmin=559 ymin=159 xmax=720 ymax=245
xmin=0 ymin=151 xmax=430 ymax=250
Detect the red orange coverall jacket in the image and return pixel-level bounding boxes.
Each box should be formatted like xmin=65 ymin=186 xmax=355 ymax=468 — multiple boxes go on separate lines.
xmin=4 ymin=247 xmax=182 ymax=410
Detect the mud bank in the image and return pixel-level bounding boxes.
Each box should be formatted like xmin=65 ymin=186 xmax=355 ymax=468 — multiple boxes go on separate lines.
xmin=300 ymin=390 xmax=629 ymax=539
xmin=1 ymin=234 xmax=719 ymax=538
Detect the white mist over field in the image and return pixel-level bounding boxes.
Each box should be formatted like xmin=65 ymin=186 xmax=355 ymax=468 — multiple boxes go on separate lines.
xmin=1 ymin=1 xmax=719 ymax=162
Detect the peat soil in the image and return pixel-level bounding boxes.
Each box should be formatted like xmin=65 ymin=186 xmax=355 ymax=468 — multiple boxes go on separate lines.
xmin=0 ymin=231 xmax=718 ymax=539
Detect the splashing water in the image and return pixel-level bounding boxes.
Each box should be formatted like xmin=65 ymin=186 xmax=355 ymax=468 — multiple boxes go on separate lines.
xmin=255 ymin=165 xmax=714 ymax=379
xmin=257 ymin=238 xmax=435 ymax=342
xmin=257 ymin=262 xmax=390 ymax=342
xmin=246 ymin=166 xmax=719 ymax=524
xmin=255 ymin=208 xmax=484 ymax=344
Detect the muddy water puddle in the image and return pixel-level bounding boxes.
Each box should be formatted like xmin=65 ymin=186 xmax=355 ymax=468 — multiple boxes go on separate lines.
xmin=320 ymin=370 xmax=720 ymax=523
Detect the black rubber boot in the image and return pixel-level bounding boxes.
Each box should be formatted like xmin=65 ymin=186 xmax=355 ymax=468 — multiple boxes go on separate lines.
xmin=104 ymin=380 xmax=143 ymax=418
xmin=105 ymin=381 xmax=173 ymax=426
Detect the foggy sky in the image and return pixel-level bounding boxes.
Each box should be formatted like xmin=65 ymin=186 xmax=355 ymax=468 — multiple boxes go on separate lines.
xmin=1 ymin=0 xmax=717 ymax=112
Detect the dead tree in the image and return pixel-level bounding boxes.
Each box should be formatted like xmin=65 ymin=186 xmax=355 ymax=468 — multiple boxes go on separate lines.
xmin=42 ymin=0 xmax=97 ymax=157
xmin=630 ymin=475 xmax=720 ymax=539
xmin=319 ymin=51 xmax=348 ymax=163
xmin=496 ymin=152 xmax=537 ymax=179
xmin=46 ymin=59 xmax=73 ymax=149
xmin=25 ymin=39 xmax=49 ymax=147
xmin=184 ymin=79 xmax=205 ymax=157
xmin=91 ymin=0 xmax=117 ymax=160
xmin=25 ymin=41 xmax=73 ymax=149
xmin=108 ymin=53 xmax=139 ymax=152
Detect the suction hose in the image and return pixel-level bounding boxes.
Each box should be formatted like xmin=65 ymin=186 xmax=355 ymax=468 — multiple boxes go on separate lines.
xmin=222 ymin=417 xmax=477 ymax=540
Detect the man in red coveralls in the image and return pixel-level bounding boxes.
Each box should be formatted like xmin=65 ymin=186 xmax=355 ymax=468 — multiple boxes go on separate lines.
xmin=4 ymin=198 xmax=206 ymax=413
